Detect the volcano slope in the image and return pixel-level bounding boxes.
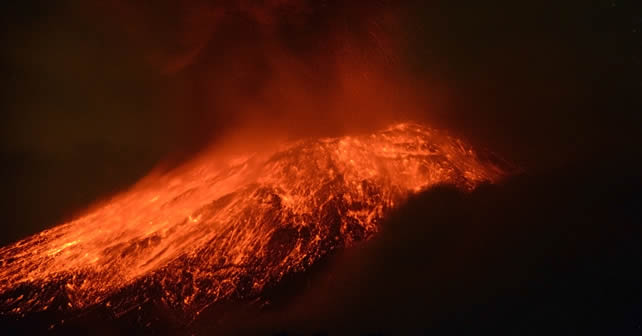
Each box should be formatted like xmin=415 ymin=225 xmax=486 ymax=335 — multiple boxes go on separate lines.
xmin=0 ymin=123 xmax=504 ymax=330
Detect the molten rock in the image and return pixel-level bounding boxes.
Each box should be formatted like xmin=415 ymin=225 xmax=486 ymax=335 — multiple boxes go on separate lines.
xmin=0 ymin=123 xmax=503 ymax=320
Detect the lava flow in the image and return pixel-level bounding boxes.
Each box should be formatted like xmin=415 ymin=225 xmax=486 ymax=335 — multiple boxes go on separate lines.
xmin=0 ymin=123 xmax=504 ymax=320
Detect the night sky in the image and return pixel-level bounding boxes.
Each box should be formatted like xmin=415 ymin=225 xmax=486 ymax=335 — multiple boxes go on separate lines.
xmin=1 ymin=1 xmax=641 ymax=334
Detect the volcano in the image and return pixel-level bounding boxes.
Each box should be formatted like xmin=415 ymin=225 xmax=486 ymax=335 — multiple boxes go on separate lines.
xmin=0 ymin=123 xmax=504 ymax=326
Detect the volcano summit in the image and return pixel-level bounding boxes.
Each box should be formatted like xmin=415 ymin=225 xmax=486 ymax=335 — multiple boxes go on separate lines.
xmin=0 ymin=123 xmax=504 ymax=324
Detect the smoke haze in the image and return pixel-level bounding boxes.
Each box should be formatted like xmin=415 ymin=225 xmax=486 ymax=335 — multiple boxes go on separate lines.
xmin=1 ymin=1 xmax=641 ymax=334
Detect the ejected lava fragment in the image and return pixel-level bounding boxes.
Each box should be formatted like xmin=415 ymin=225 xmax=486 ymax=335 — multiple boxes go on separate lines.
xmin=0 ymin=123 xmax=503 ymax=318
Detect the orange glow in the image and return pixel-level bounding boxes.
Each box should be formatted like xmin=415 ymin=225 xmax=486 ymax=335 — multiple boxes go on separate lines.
xmin=0 ymin=123 xmax=503 ymax=317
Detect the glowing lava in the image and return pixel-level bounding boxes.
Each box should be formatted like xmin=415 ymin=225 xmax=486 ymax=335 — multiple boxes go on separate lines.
xmin=0 ymin=123 xmax=503 ymax=318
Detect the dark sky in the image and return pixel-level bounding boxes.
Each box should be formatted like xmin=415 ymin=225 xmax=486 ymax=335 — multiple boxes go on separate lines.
xmin=1 ymin=1 xmax=641 ymax=333
xmin=1 ymin=1 xmax=640 ymax=244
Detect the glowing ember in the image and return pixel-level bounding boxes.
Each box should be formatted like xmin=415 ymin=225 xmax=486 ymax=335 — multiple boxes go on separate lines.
xmin=0 ymin=123 xmax=503 ymax=318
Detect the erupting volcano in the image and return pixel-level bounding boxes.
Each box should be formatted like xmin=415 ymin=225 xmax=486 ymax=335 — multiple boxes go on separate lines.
xmin=0 ymin=123 xmax=504 ymax=323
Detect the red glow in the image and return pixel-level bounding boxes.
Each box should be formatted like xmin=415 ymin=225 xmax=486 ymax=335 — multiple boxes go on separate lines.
xmin=0 ymin=123 xmax=503 ymax=318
